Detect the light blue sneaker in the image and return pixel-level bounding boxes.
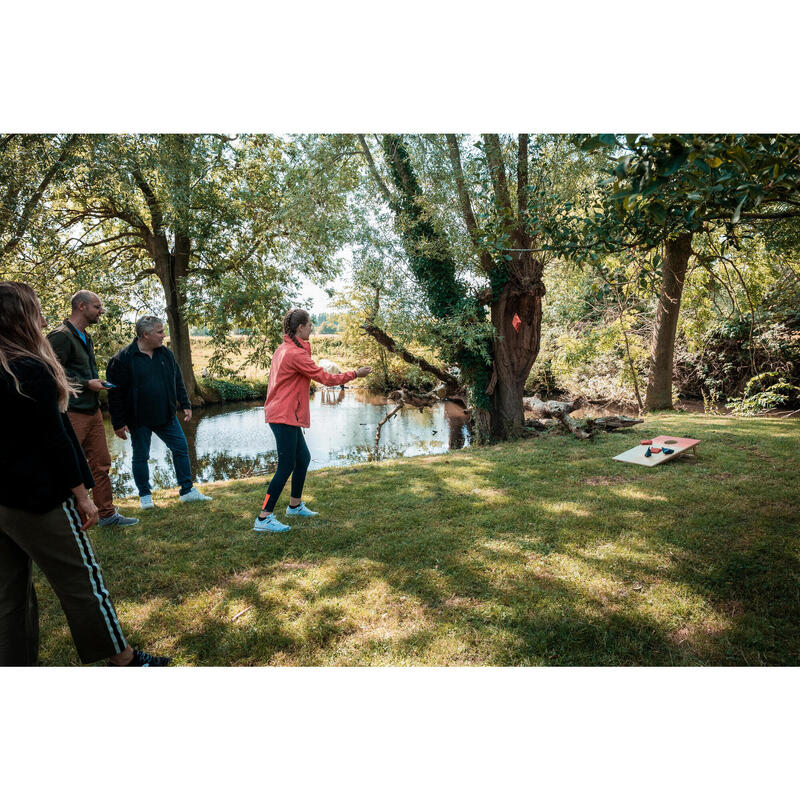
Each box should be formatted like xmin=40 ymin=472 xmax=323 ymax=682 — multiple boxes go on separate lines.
xmin=253 ymin=513 xmax=290 ymax=533
xmin=180 ymin=487 xmax=213 ymax=503
xmin=140 ymin=494 xmax=155 ymax=509
xmin=286 ymin=502 xmax=319 ymax=517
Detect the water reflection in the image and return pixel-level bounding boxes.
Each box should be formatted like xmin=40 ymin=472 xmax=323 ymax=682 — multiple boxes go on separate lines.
xmin=105 ymin=388 xmax=471 ymax=497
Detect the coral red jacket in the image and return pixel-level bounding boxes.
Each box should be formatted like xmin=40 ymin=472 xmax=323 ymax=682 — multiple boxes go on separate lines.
xmin=264 ymin=335 xmax=357 ymax=428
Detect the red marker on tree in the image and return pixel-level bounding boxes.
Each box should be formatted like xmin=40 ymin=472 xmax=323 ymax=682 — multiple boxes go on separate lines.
xmin=512 ymin=313 xmax=522 ymax=332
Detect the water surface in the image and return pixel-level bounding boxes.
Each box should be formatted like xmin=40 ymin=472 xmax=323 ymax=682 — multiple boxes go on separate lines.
xmin=104 ymin=388 xmax=471 ymax=497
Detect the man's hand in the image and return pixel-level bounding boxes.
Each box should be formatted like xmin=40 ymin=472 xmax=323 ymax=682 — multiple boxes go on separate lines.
xmin=356 ymin=366 xmax=372 ymax=378
xmin=87 ymin=378 xmax=105 ymax=392
xmin=114 ymin=426 xmax=129 ymax=440
xmin=183 ymin=408 xmax=192 ymax=421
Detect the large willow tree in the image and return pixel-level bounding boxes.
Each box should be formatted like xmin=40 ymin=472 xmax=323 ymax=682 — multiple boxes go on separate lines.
xmin=354 ymin=134 xmax=592 ymax=441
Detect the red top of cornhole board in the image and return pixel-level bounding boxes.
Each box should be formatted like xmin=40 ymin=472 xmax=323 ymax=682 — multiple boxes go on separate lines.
xmin=613 ymin=435 xmax=700 ymax=467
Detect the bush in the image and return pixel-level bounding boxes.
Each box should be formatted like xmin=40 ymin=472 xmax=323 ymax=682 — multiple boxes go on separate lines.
xmin=677 ymin=312 xmax=800 ymax=401
xmin=199 ymin=377 xmax=267 ymax=403
xmin=726 ymin=371 xmax=800 ymax=416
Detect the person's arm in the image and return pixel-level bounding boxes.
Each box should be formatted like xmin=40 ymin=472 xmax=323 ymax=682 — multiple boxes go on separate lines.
xmin=105 ymin=354 xmax=128 ymax=432
xmin=22 ymin=363 xmax=91 ymax=493
xmin=292 ymin=350 xmax=364 ymax=386
xmin=171 ymin=350 xmax=191 ymax=410
xmin=47 ymin=330 xmax=91 ymax=391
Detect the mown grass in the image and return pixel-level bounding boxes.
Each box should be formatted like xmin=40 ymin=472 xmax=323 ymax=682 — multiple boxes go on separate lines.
xmin=34 ymin=412 xmax=799 ymax=665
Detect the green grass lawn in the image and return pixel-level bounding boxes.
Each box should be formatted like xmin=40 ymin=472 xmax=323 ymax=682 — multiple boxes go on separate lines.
xmin=35 ymin=412 xmax=800 ymax=665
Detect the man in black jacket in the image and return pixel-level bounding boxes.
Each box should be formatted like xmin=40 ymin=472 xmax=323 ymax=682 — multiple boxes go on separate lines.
xmin=48 ymin=291 xmax=138 ymax=528
xmin=106 ymin=315 xmax=212 ymax=509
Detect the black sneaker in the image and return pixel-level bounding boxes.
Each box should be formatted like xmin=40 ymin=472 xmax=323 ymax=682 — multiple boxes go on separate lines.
xmin=109 ymin=648 xmax=172 ymax=667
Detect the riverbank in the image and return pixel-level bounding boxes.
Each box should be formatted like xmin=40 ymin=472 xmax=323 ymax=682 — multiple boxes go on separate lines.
xmin=34 ymin=412 xmax=799 ymax=665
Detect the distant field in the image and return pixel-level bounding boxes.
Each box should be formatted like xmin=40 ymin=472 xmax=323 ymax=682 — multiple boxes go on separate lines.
xmin=189 ymin=334 xmax=347 ymax=381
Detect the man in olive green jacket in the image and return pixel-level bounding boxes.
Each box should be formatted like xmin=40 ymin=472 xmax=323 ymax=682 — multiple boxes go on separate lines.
xmin=48 ymin=291 xmax=138 ymax=528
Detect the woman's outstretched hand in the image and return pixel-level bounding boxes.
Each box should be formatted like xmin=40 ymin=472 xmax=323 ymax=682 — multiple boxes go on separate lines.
xmin=355 ymin=366 xmax=372 ymax=378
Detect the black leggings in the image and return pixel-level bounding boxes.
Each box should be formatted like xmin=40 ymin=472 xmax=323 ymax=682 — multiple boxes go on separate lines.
xmin=262 ymin=423 xmax=311 ymax=513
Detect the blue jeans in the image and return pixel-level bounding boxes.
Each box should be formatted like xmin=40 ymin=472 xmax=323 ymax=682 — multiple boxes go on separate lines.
xmin=130 ymin=416 xmax=193 ymax=497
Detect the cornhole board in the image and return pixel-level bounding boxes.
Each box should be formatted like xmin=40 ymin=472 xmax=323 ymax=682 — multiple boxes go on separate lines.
xmin=613 ymin=435 xmax=700 ymax=467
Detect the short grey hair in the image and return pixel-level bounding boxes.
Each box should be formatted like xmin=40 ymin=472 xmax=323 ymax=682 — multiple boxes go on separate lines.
xmin=71 ymin=290 xmax=97 ymax=310
xmin=136 ymin=315 xmax=163 ymax=337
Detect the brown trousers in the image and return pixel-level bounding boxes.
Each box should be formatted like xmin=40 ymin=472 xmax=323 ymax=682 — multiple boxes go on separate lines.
xmin=0 ymin=497 xmax=127 ymax=665
xmin=67 ymin=409 xmax=115 ymax=519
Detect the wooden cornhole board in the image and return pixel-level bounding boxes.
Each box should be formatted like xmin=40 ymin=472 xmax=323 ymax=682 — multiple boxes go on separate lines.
xmin=613 ymin=435 xmax=700 ymax=467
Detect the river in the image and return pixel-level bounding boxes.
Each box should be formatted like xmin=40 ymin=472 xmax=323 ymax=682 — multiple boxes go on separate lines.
xmin=103 ymin=388 xmax=472 ymax=497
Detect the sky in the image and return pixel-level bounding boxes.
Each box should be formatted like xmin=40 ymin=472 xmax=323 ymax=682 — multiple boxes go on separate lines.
xmin=297 ymin=263 xmax=351 ymax=315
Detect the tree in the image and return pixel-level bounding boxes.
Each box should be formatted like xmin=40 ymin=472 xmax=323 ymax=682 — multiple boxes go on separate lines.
xmin=353 ymin=134 xmax=595 ymax=440
xmin=0 ymin=133 xmax=77 ymax=261
xmin=45 ymin=134 xmax=357 ymax=403
xmin=566 ymin=134 xmax=800 ymax=410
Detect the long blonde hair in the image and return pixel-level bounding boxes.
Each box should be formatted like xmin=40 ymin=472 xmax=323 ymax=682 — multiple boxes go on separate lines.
xmin=0 ymin=281 xmax=76 ymax=412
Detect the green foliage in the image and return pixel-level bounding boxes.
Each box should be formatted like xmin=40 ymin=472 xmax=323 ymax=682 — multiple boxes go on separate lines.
xmin=576 ymin=134 xmax=800 ymax=239
xmin=379 ymin=135 xmax=494 ymax=409
xmin=199 ymin=377 xmax=267 ymax=403
xmin=727 ymin=371 xmax=800 ymax=416
xmin=3 ymin=133 xmax=360 ymax=384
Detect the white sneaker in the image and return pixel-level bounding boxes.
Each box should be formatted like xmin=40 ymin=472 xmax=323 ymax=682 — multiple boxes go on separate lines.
xmin=180 ymin=487 xmax=212 ymax=503
xmin=253 ymin=514 xmax=290 ymax=533
xmin=140 ymin=495 xmax=155 ymax=509
xmin=286 ymin=502 xmax=319 ymax=517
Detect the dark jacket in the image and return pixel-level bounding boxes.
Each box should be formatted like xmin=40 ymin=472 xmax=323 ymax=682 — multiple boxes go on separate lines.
xmin=47 ymin=320 xmax=100 ymax=414
xmin=106 ymin=339 xmax=190 ymax=431
xmin=0 ymin=357 xmax=94 ymax=513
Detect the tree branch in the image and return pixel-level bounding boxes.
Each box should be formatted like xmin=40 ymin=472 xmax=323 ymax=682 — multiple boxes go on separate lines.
xmin=483 ymin=134 xmax=512 ymax=212
xmin=445 ymin=134 xmax=495 ymax=274
xmin=517 ymin=134 xmax=528 ymax=220
xmin=361 ymin=320 xmax=459 ymax=392
xmin=131 ymin=168 xmax=164 ymax=233
xmin=1 ymin=134 xmax=78 ymax=257
xmin=356 ymin=134 xmax=393 ymax=204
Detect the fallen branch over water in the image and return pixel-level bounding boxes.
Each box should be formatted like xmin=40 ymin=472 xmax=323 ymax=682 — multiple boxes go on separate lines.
xmin=375 ymin=403 xmax=404 ymax=447
xmin=375 ymin=387 xmax=444 ymax=447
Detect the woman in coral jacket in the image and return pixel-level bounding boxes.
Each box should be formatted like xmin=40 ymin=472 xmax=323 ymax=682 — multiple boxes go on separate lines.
xmin=254 ymin=308 xmax=371 ymax=532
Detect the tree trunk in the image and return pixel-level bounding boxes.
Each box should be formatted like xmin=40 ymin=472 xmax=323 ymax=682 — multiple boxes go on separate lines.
xmin=152 ymin=230 xmax=204 ymax=406
xmin=645 ymin=232 xmax=693 ymax=411
xmin=487 ymin=272 xmax=545 ymax=440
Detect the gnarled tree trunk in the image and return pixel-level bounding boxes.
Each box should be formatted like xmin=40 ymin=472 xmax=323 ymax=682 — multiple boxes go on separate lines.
xmin=645 ymin=232 xmax=693 ymax=411
xmin=488 ymin=274 xmax=545 ymax=439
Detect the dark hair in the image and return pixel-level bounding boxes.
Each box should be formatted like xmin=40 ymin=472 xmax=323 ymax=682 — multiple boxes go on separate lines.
xmin=0 ymin=281 xmax=76 ymax=411
xmin=283 ymin=308 xmax=310 ymax=349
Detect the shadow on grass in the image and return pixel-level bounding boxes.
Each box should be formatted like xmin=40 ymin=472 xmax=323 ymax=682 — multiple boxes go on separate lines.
xmin=36 ymin=414 xmax=800 ymax=665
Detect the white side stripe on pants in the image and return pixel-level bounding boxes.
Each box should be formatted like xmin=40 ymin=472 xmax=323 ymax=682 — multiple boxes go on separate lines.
xmin=62 ymin=499 xmax=126 ymax=653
